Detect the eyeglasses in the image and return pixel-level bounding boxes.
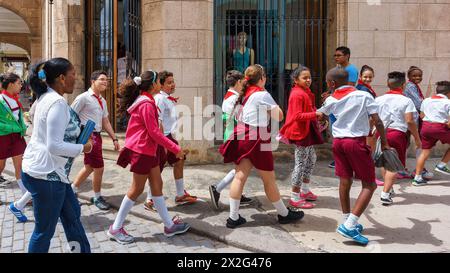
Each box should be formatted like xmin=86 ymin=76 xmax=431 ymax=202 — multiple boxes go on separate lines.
xmin=334 ymin=54 xmax=345 ymax=57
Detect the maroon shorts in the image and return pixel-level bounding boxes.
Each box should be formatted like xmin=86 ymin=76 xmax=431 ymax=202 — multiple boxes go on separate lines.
xmin=117 ymin=147 xmax=160 ymax=175
xmin=377 ymin=129 xmax=408 ymax=167
xmin=157 ymin=145 xmax=168 ymax=171
xmin=84 ymin=133 xmax=104 ymax=169
xmin=333 ymin=137 xmax=376 ymax=182
xmin=421 ymin=122 xmax=450 ymax=149
xmin=165 ymin=134 xmax=185 ymax=166
xmin=220 ymin=124 xmax=274 ymax=171
xmin=0 ymin=133 xmax=26 ymax=160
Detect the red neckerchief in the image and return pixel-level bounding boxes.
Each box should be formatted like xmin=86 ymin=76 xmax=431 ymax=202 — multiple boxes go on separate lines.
xmin=167 ymin=96 xmax=179 ymax=103
xmin=92 ymin=93 xmax=104 ymax=110
xmin=357 ymin=79 xmax=377 ymax=98
xmin=1 ymin=90 xmax=22 ymax=110
xmin=224 ymin=90 xmax=239 ymax=100
xmin=432 ymin=94 xmax=447 ymax=100
xmin=386 ymin=88 xmax=404 ymax=96
xmin=409 ymin=81 xmax=425 ymax=100
xmin=331 ymin=86 xmax=357 ymax=100
xmin=243 ymin=85 xmax=265 ymax=105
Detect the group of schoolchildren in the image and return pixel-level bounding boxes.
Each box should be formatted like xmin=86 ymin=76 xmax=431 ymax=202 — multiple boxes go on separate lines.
xmin=0 ymin=46 xmax=449 ymax=251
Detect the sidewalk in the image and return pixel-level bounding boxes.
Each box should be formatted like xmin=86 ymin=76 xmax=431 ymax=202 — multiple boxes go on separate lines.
xmin=3 ymin=156 xmax=450 ymax=253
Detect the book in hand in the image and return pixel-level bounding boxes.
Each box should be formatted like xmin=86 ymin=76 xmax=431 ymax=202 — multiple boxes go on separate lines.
xmin=77 ymin=120 xmax=96 ymax=145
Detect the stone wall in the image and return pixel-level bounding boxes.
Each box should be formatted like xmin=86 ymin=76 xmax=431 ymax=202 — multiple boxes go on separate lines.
xmin=338 ymin=0 xmax=450 ymax=94
xmin=142 ymin=0 xmax=214 ymax=163
xmin=0 ymin=0 xmax=42 ymax=62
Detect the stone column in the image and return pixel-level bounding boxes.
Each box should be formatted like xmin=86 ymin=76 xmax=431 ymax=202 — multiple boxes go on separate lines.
xmin=142 ymin=0 xmax=214 ymax=163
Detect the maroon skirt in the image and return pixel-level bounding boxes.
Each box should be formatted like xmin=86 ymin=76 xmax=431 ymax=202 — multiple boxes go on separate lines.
xmin=117 ymin=147 xmax=160 ymax=175
xmin=219 ymin=123 xmax=274 ymax=171
xmin=0 ymin=133 xmax=26 ymax=160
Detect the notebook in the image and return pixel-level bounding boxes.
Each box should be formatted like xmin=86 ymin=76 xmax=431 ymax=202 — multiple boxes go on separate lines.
xmin=77 ymin=120 xmax=96 ymax=145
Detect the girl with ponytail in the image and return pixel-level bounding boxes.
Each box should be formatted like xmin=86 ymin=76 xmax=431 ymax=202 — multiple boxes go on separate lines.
xmin=219 ymin=64 xmax=304 ymax=229
xmin=109 ymin=70 xmax=190 ymax=244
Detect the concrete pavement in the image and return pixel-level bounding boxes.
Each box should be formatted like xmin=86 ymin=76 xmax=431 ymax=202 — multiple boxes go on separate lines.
xmin=2 ymin=154 xmax=450 ymax=253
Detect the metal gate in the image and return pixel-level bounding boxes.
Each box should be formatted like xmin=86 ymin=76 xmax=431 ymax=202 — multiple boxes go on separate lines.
xmin=214 ymin=0 xmax=329 ymax=109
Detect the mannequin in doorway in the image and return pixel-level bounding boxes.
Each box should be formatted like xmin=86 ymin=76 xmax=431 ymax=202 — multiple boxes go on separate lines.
xmin=233 ymin=32 xmax=255 ymax=73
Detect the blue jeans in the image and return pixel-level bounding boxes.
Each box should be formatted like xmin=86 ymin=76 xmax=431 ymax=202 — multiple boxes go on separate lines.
xmin=22 ymin=172 xmax=91 ymax=253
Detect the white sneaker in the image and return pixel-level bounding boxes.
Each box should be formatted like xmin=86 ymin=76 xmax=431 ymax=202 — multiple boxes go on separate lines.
xmin=107 ymin=226 xmax=135 ymax=245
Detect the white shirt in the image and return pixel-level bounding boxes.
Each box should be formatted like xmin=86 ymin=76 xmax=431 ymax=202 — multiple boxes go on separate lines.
xmin=222 ymin=89 xmax=240 ymax=116
xmin=239 ymin=91 xmax=278 ymax=127
xmin=1 ymin=94 xmax=20 ymax=121
xmin=376 ymin=93 xmax=417 ymax=133
xmin=22 ymin=88 xmax=84 ymax=184
xmin=154 ymin=91 xmax=178 ymax=136
xmin=421 ymin=94 xmax=450 ymax=124
xmin=71 ymin=88 xmax=108 ymax=132
xmin=318 ymin=86 xmax=379 ymax=138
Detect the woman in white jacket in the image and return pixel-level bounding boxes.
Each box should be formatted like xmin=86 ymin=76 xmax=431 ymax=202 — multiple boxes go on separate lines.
xmin=22 ymin=58 xmax=93 ymax=253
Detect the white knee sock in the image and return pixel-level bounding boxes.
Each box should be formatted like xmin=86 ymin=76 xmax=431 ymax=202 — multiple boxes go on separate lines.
xmin=344 ymin=213 xmax=359 ymax=230
xmin=94 ymin=192 xmax=101 ymax=199
xmin=175 ymin=179 xmax=185 ymax=197
xmin=153 ymin=196 xmax=174 ymax=228
xmin=15 ymin=192 xmax=32 ymax=211
xmin=71 ymin=184 xmax=79 ymax=194
xmin=301 ymin=183 xmax=310 ymax=194
xmin=17 ymin=179 xmax=27 ymax=194
xmin=216 ymin=170 xmax=236 ymax=193
xmin=112 ymin=196 xmax=135 ymax=231
xmin=343 ymin=213 xmax=350 ymax=223
xmin=272 ymin=199 xmax=289 ymax=217
xmin=229 ymin=198 xmax=241 ymax=221
xmin=291 ymin=192 xmax=300 ymax=202
xmin=147 ymin=190 xmax=152 ymax=201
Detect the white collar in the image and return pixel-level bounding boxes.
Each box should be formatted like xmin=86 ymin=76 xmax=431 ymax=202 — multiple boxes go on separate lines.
xmin=227 ymin=89 xmax=240 ymax=96
xmin=160 ymin=90 xmax=171 ymax=97
xmin=88 ymin=88 xmax=102 ymax=98
xmin=435 ymin=94 xmax=448 ymax=99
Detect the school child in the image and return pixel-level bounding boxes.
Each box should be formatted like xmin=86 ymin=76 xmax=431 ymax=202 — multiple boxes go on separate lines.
xmin=414 ymin=81 xmax=450 ymax=186
xmin=209 ymin=70 xmax=254 ymax=210
xmin=375 ymin=72 xmax=421 ymax=205
xmin=356 ymin=65 xmax=377 ymax=98
xmin=143 ymin=71 xmax=197 ymax=212
xmin=71 ymin=71 xmax=121 ymax=210
xmin=109 ymin=71 xmax=189 ymax=244
xmin=404 ymin=66 xmax=434 ymax=180
xmin=278 ymin=65 xmax=323 ymax=209
xmin=1 ymin=73 xmax=33 ymax=222
xmin=219 ymin=64 xmax=304 ymax=229
xmin=317 ymin=67 xmax=389 ymax=245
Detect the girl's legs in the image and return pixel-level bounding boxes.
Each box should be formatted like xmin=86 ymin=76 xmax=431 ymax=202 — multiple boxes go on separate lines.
xmin=148 ymin=166 xmax=173 ymax=228
xmin=259 ymin=169 xmax=287 ymax=217
xmin=12 ymin=155 xmax=26 ymax=194
xmin=415 ymin=149 xmax=432 ymax=181
xmin=229 ymin=159 xmax=253 ymax=221
xmin=291 ymin=146 xmax=316 ymax=208
xmin=381 ymin=169 xmax=396 ymax=204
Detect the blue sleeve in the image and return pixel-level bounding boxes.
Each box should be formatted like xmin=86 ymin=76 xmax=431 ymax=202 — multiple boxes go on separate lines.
xmin=347 ymin=65 xmax=359 ymax=84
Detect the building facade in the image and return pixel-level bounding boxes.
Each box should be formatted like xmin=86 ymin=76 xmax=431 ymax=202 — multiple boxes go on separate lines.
xmin=1 ymin=0 xmax=449 ymax=162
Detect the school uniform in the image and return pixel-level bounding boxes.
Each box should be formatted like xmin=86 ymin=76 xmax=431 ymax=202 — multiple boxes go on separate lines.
xmin=222 ymin=89 xmax=240 ymax=142
xmin=219 ymin=86 xmax=278 ymax=171
xmin=356 ymin=80 xmax=377 ymax=99
xmin=154 ymin=91 xmax=184 ymax=167
xmin=0 ymin=91 xmax=27 ymax=160
xmin=420 ymin=94 xmax=450 ymax=150
xmin=318 ymin=86 xmax=379 ymax=182
xmin=375 ymin=89 xmax=417 ymax=166
xmin=117 ymin=92 xmax=181 ymax=175
xmin=71 ymin=89 xmax=109 ymax=169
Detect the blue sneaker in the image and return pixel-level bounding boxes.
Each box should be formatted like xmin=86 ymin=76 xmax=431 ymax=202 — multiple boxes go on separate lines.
xmin=8 ymin=203 xmax=28 ymax=223
xmin=355 ymin=224 xmax=364 ymax=233
xmin=337 ymin=224 xmax=369 ymax=245
xmin=164 ymin=216 xmax=190 ymax=237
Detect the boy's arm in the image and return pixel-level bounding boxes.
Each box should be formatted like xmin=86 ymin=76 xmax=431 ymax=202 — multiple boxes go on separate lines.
xmin=405 ymin=112 xmax=421 ymax=149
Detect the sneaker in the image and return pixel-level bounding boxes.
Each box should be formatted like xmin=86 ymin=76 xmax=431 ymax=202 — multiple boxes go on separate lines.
xmin=355 ymin=224 xmax=364 ymax=233
xmin=375 ymin=179 xmax=384 ymax=186
xmin=381 ymin=196 xmax=393 ymax=206
xmin=107 ymin=226 xmax=135 ymax=244
xmin=0 ymin=175 xmax=6 ymax=183
xmin=278 ymin=208 xmax=305 ymax=224
xmin=300 ymin=191 xmax=318 ymax=201
xmin=226 ymin=215 xmax=247 ymax=229
xmin=175 ymin=191 xmax=198 ymax=206
xmin=422 ymin=169 xmax=435 ymax=180
xmin=289 ymin=199 xmax=315 ymax=209
xmin=164 ymin=216 xmax=190 ymax=237
xmin=143 ymin=199 xmax=157 ymax=212
xmin=8 ymin=203 xmax=28 ymax=223
xmin=328 ymin=161 xmax=335 ymax=169
xmin=389 ymin=188 xmax=395 ymax=197
xmin=336 ymin=224 xmax=369 ymax=245
xmin=91 ymin=196 xmax=111 ymax=211
xmin=240 ymin=195 xmax=254 ymax=205
xmin=209 ymin=185 xmax=220 ymax=210
xmin=396 ymin=170 xmax=413 ymax=180
xmin=435 ymin=165 xmax=450 ymax=176
xmin=412 ymin=177 xmax=428 ymax=187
